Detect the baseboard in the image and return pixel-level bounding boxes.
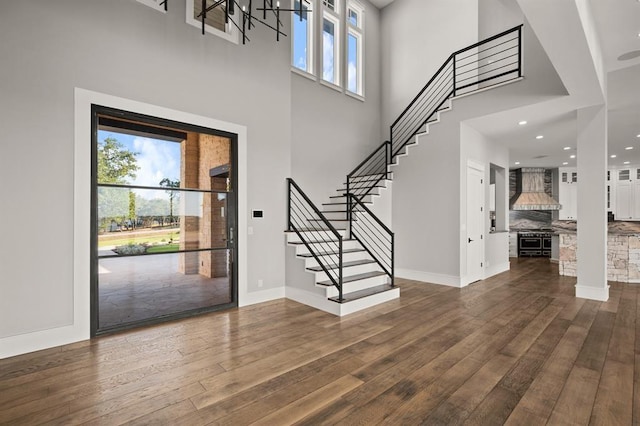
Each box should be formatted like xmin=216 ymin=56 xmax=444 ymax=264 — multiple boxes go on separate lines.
xmin=0 ymin=323 xmax=88 ymax=360
xmin=285 ymin=286 xmax=339 ymax=315
xmin=239 ymin=286 xmax=286 ymax=307
xmin=484 ymin=262 xmax=510 ymax=279
xmin=575 ymin=284 xmax=610 ymax=302
xmin=396 ymin=268 xmax=462 ymax=288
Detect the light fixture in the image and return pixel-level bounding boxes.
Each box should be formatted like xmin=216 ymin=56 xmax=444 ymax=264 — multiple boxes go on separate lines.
xmin=563 ymin=146 xmax=571 ymax=150
xmin=515 ymin=161 xmax=520 ymax=165
xmin=518 ymin=121 xmax=527 ymax=125
xmin=536 ymin=135 xmax=544 ymax=139
xmin=570 ymin=155 xmax=576 ymax=159
xmin=625 ymin=161 xmax=631 ymax=165
xmin=193 ymin=0 xmax=312 ymax=45
xmin=562 ymin=162 xmax=568 ymax=165
xmin=611 ymin=154 xmax=617 ymax=158
xmin=626 ymin=146 xmax=634 ymax=150
xmin=637 ymin=134 xmax=640 ymax=138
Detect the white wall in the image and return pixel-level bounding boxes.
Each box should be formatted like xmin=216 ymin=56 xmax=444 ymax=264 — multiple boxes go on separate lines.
xmin=478 ymin=0 xmax=523 ymax=39
xmin=380 ymin=0 xmax=480 ymax=130
xmin=290 ymin=1 xmax=383 ymax=203
xmin=0 ymin=0 xmax=294 ymax=355
xmin=460 ymin=123 xmax=510 ymax=280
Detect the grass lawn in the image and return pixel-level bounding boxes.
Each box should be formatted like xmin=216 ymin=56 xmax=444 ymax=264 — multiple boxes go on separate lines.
xmin=98 ymin=232 xmax=178 ymax=248
xmin=146 ymin=243 xmax=180 ymax=254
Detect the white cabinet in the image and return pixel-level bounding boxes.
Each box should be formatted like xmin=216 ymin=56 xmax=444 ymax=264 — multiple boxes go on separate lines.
xmin=614 ymin=168 xmax=640 ymax=221
xmin=559 ymin=168 xmax=577 ymax=220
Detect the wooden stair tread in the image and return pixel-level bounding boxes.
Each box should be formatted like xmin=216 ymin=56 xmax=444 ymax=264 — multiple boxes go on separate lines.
xmin=298 ymin=248 xmax=365 ymax=258
xmin=329 ymin=283 xmax=396 ymax=303
xmin=306 ymin=259 xmax=376 ymax=272
xmin=317 ymin=270 xmax=387 ymax=286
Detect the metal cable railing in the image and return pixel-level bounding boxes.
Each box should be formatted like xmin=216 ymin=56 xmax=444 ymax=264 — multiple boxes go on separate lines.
xmin=349 ymin=194 xmax=394 ymax=283
xmin=287 ymin=178 xmax=344 ymax=301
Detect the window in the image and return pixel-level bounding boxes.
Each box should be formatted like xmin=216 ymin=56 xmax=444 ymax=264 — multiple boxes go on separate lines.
xmin=292 ymin=0 xmax=314 ymax=74
xmin=322 ymin=0 xmax=340 ymax=85
xmin=186 ymin=0 xmax=238 ymax=44
xmin=347 ymin=1 xmax=363 ymax=95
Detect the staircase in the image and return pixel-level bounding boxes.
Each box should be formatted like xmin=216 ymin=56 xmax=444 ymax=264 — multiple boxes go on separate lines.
xmin=286 ymin=25 xmax=524 ymax=316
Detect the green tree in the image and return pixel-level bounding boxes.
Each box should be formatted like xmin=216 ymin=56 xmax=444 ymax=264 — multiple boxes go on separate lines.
xmin=97 ymin=137 xmax=139 ymax=184
xmin=159 ymin=178 xmax=180 ymax=224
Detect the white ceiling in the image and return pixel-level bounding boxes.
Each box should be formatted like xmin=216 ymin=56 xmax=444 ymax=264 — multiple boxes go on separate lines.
xmin=467 ymin=0 xmax=640 ymax=169
xmin=368 ymin=0 xmax=395 ymax=9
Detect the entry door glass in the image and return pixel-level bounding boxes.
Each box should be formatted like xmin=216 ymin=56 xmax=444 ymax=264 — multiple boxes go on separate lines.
xmin=93 ymin=110 xmax=236 ymax=334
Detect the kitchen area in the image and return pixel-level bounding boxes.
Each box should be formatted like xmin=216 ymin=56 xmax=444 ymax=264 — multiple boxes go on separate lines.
xmin=508 ymin=166 xmax=640 ymax=283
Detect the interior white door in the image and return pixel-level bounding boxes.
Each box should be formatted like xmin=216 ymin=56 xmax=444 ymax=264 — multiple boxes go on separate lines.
xmin=466 ymin=165 xmax=485 ymax=284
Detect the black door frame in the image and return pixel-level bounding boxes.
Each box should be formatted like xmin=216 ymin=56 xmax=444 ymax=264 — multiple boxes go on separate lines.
xmin=90 ymin=104 xmax=239 ymax=336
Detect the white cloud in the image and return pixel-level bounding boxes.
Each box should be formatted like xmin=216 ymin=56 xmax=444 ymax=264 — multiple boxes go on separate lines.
xmin=323 ymin=32 xmax=334 ymax=82
xmin=131 ymin=137 xmax=180 ymax=199
xmin=348 ymin=61 xmax=357 ymax=93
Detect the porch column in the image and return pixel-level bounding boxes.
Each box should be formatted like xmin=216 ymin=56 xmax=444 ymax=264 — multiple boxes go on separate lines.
xmin=576 ymin=104 xmax=608 ymax=301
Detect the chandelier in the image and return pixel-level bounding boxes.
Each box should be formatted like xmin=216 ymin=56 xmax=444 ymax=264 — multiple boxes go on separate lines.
xmin=190 ymin=0 xmax=312 ymax=45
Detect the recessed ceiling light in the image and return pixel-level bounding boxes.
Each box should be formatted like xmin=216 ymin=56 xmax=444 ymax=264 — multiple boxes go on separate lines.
xmin=536 ymin=135 xmax=544 ymax=139
xmin=626 ymin=146 xmax=634 ymax=150
xmin=611 ymin=154 xmax=617 ymax=158
xmin=563 ymin=146 xmax=571 ymax=150
xmin=624 ymin=161 xmax=631 ymax=165
xmin=637 ymin=134 xmax=640 ymax=138
xmin=570 ymin=155 xmax=576 ymax=159
xmin=518 ymin=121 xmax=527 ymax=125
xmin=515 ymin=161 xmax=520 ymax=165
xmin=562 ymin=162 xmax=568 ymax=165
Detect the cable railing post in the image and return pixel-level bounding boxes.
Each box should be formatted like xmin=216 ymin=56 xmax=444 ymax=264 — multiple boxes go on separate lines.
xmin=518 ymin=25 xmax=522 ymax=78
xmin=287 ymin=178 xmax=292 ymax=231
xmin=452 ymin=55 xmax=457 ymax=97
xmin=348 ymin=193 xmax=353 ymax=240
xmin=338 ymin=235 xmax=343 ymax=302
xmin=391 ymin=232 xmax=395 ymax=287
xmin=385 ymin=141 xmax=390 ymax=179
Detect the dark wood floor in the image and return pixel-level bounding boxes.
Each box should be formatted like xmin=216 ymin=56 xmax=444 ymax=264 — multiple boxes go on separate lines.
xmin=0 ymin=258 xmax=637 ymax=425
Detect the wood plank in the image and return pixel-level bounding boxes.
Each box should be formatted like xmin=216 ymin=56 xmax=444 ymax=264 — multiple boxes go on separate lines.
xmin=1 ymin=259 xmax=636 ymax=424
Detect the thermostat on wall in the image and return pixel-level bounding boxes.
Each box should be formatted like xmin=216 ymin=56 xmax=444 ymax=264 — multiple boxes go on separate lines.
xmin=252 ymin=210 xmax=264 ymax=218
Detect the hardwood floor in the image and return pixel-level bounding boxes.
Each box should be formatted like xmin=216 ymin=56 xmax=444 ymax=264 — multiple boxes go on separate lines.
xmin=1 ymin=258 xmax=637 ymax=425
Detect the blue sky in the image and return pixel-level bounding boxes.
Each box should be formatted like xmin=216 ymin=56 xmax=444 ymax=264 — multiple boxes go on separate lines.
xmin=98 ymin=130 xmax=181 ymax=199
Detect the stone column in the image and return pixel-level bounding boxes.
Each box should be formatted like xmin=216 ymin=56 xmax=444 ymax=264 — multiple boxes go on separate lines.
xmin=576 ymin=104 xmax=608 ymax=301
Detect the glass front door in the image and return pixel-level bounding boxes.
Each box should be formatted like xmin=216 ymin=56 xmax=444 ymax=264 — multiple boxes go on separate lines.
xmin=91 ymin=106 xmax=237 ymax=335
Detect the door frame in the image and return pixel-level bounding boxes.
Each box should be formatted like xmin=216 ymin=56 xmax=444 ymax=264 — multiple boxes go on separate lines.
xmin=72 ymin=88 xmax=247 ymax=343
xmin=90 ymin=105 xmax=239 ymax=336
xmin=465 ymin=160 xmax=485 ymax=285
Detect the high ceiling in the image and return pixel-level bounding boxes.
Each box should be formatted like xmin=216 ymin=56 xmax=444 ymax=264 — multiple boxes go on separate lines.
xmin=368 ymin=0 xmax=395 ymax=9
xmin=468 ymin=0 xmax=640 ymax=169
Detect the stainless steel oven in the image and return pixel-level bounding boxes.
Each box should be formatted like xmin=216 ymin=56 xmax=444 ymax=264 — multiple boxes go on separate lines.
xmin=518 ymin=231 xmax=552 ymax=257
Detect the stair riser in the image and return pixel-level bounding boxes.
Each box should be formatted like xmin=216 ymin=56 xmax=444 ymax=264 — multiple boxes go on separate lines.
xmin=320 ymin=211 xmax=348 ymax=220
xmin=329 ymin=195 xmax=374 ymax=204
xmin=322 ymin=274 xmax=389 ymax=298
xmin=345 ymin=173 xmax=393 ymax=184
xmin=311 ymin=263 xmax=382 ymax=282
xmin=336 ymin=287 xmax=400 ymax=316
xmin=294 ymin=240 xmax=362 ymax=256
xmin=302 ymin=251 xmax=372 ymax=269
xmin=287 ymin=229 xmax=347 ymax=243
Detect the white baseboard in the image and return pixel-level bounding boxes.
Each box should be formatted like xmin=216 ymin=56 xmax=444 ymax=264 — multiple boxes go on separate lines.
xmin=396 ymin=268 xmax=462 ymax=288
xmin=285 ymin=286 xmax=339 ymax=315
xmin=0 ymin=323 xmax=88 ymax=360
xmin=575 ymin=284 xmax=610 ymax=302
xmin=484 ymin=262 xmax=510 ymax=279
xmin=239 ymin=286 xmax=285 ymax=307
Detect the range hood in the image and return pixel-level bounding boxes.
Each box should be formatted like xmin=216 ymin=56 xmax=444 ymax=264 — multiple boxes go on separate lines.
xmin=510 ymin=167 xmax=561 ymax=210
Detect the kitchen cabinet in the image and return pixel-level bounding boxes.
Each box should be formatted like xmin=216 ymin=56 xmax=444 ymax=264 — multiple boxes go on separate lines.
xmin=558 ymin=168 xmax=577 ymax=220
xmin=614 ymin=168 xmax=640 ymax=221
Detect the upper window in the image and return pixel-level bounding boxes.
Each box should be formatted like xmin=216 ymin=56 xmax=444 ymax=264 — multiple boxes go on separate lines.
xmin=346 ymin=1 xmax=364 ymax=95
xmin=321 ymin=0 xmax=340 ymax=85
xmin=292 ymin=0 xmax=314 ymax=74
xmin=323 ymin=0 xmax=337 ymax=12
xmin=186 ymin=0 xmax=238 ymax=44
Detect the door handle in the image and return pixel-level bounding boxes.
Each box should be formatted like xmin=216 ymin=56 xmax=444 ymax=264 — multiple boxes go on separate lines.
xmin=468 ymin=238 xmax=473 ymax=243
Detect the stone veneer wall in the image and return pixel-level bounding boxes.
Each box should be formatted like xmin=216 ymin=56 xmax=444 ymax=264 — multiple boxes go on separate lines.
xmin=559 ymin=233 xmax=640 ymax=283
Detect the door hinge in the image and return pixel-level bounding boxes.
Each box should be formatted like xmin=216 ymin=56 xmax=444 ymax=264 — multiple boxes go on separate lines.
xmin=481 ymin=179 xmax=483 ymax=184
xmin=481 ymin=262 xmax=483 ymax=267
xmin=480 ymin=207 xmax=483 ymax=212
xmin=481 ymin=234 xmax=483 ymax=240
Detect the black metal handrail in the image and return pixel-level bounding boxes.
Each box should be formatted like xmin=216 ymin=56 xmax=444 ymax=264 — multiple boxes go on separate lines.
xmin=346 ymin=25 xmax=523 ymax=212
xmin=348 ymin=194 xmax=394 ymax=283
xmin=287 ymin=178 xmax=344 ymax=301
